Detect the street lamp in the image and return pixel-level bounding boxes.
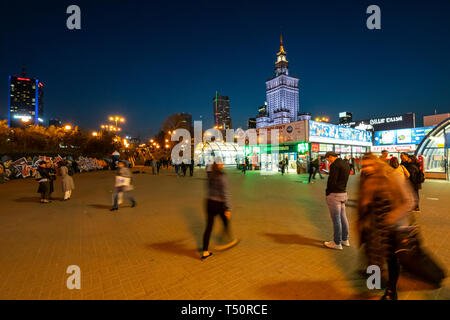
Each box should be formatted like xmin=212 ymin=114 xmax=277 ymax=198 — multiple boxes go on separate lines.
xmin=64 ymin=125 xmax=72 ymax=131
xmin=92 ymin=131 xmax=98 ymax=136
xmin=108 ymin=116 xmax=125 ymax=128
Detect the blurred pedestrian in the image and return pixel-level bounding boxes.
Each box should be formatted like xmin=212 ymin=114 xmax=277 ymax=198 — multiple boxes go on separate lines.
xmin=36 ymin=161 xmax=51 ymax=203
xmin=110 ymin=161 xmax=136 ymax=211
xmin=201 ymin=157 xmax=238 ymax=260
xmin=59 ymin=161 xmax=75 ymax=201
xmin=389 ymin=157 xmax=410 ymax=180
xmin=380 ymin=150 xmax=389 ymax=162
xmin=407 ymin=155 xmax=424 ymax=211
xmin=323 ymin=152 xmax=350 ymax=250
xmin=285 ymin=156 xmax=289 ymax=173
xmin=357 ymin=153 xmax=415 ymax=300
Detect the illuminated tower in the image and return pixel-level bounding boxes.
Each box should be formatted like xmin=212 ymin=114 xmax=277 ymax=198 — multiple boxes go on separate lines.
xmin=257 ymin=33 xmax=299 ymax=128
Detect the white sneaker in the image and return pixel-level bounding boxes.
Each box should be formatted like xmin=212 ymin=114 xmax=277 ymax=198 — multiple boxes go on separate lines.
xmin=342 ymin=240 xmax=350 ymax=247
xmin=324 ymin=241 xmax=343 ymax=250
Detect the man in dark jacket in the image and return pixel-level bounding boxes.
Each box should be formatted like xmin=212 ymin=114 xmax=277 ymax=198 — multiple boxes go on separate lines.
xmin=324 ymin=152 xmax=351 ymax=250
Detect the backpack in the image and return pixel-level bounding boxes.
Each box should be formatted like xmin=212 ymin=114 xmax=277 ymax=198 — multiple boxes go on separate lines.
xmin=415 ymin=169 xmax=425 ymax=184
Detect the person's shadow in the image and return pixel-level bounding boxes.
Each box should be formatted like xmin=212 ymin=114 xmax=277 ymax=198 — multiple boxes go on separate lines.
xmin=262 ymin=232 xmax=323 ymax=248
xmin=147 ymin=239 xmax=199 ymax=260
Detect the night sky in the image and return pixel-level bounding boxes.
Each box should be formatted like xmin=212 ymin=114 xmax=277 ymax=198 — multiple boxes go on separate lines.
xmin=1 ymin=0 xmax=450 ymax=139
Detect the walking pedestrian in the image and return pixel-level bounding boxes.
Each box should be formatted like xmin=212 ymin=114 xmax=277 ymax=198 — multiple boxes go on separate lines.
xmin=59 ymin=161 xmax=75 ymax=201
xmin=357 ymin=153 xmax=415 ymax=300
xmin=285 ymin=156 xmax=289 ymax=173
xmin=36 ymin=161 xmax=51 ymax=203
xmin=323 ymin=152 xmax=351 ymax=250
xmin=201 ymin=157 xmax=238 ymax=260
xmin=280 ymin=158 xmax=285 ymax=175
xmin=110 ymin=161 xmax=136 ymax=211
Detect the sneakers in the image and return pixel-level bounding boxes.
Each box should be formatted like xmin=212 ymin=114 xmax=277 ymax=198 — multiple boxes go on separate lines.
xmin=342 ymin=240 xmax=350 ymax=247
xmin=324 ymin=241 xmax=343 ymax=250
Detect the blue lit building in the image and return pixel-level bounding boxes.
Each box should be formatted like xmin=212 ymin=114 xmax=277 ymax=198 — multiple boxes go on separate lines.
xmin=8 ymin=73 xmax=44 ymax=128
xmin=256 ymin=34 xmax=300 ymax=128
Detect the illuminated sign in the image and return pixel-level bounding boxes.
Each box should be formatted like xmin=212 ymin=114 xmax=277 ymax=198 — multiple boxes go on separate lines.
xmin=297 ymin=142 xmax=308 ymax=153
xmin=371 ymin=145 xmax=416 ymax=152
xmin=309 ymin=121 xmax=372 ymax=147
xmin=374 ymin=127 xmax=433 ymax=146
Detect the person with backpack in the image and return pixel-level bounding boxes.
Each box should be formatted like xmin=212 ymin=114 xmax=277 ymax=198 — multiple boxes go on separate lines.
xmin=407 ymin=155 xmax=424 ymax=211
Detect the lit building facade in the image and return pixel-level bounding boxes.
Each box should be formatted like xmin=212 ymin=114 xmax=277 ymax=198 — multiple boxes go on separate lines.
xmin=213 ymin=92 xmax=232 ymax=130
xmin=8 ymin=74 xmax=44 ymax=128
xmin=256 ymin=34 xmax=299 ymax=128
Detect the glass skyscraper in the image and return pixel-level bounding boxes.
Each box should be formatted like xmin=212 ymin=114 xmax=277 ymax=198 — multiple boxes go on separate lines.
xmin=8 ymin=73 xmax=44 ymax=128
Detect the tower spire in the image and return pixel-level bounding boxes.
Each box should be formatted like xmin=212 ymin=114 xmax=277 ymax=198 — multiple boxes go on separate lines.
xmin=279 ymin=31 xmax=285 ymax=54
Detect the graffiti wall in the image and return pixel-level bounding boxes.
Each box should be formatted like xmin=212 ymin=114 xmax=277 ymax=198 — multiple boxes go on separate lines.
xmin=0 ymin=155 xmax=109 ymax=182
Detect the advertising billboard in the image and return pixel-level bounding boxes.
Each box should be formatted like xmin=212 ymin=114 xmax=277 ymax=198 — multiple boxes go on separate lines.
xmin=374 ymin=127 xmax=434 ymax=146
xmin=350 ymin=113 xmax=415 ymax=131
xmin=309 ymin=120 xmax=373 ymax=146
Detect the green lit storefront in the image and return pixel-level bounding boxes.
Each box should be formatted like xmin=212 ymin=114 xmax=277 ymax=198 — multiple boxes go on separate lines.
xmin=243 ymin=141 xmax=310 ymax=173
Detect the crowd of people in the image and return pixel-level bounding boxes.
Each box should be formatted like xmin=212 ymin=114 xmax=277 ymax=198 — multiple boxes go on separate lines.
xmin=16 ymin=147 xmax=444 ymax=300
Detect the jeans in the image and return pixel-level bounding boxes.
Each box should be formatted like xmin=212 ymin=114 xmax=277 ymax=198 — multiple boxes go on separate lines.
xmin=202 ymin=199 xmax=230 ymax=251
xmin=112 ymin=187 xmax=135 ymax=209
xmin=326 ymin=192 xmax=349 ymax=245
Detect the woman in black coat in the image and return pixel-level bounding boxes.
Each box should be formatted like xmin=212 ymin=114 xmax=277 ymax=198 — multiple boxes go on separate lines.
xmin=36 ymin=161 xmax=51 ymax=203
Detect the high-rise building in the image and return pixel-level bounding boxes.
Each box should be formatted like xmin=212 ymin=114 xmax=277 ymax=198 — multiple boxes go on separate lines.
xmin=247 ymin=118 xmax=256 ymax=129
xmin=179 ymin=112 xmax=193 ymax=133
xmin=8 ymin=71 xmax=44 ymax=128
xmin=213 ymin=92 xmax=232 ymax=130
xmin=339 ymin=112 xmax=353 ymax=126
xmin=49 ymin=118 xmax=62 ymax=127
xmin=256 ymin=34 xmax=299 ymax=128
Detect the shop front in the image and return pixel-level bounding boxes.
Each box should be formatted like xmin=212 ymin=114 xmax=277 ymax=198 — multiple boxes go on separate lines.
xmin=308 ymin=120 xmax=373 ymax=161
xmin=416 ymin=118 xmax=450 ymax=180
xmin=371 ymin=127 xmax=434 ymax=159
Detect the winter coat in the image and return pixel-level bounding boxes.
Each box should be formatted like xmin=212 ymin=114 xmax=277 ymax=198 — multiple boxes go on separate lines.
xmin=60 ymin=166 xmax=75 ymax=192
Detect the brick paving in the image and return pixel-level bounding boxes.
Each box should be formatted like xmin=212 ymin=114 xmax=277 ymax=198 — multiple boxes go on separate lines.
xmin=0 ymin=167 xmax=449 ymax=300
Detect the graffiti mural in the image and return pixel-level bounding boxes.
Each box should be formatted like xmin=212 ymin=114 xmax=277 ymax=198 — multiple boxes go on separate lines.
xmin=0 ymin=155 xmax=109 ymax=183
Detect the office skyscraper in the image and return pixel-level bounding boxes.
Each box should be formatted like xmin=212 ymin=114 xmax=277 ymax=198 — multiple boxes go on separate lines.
xmin=8 ymin=71 xmax=44 ymax=128
xmin=213 ymin=92 xmax=232 ymax=130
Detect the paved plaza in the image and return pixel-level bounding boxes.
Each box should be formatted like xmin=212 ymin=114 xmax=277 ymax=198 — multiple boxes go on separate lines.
xmin=0 ymin=167 xmax=449 ymax=300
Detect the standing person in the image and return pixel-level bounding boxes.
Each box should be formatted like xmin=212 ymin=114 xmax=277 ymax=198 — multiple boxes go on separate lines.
xmin=36 ymin=161 xmax=51 ymax=203
xmin=355 ymin=157 xmax=361 ymax=173
xmin=296 ymin=156 xmax=301 ymax=174
xmin=151 ymin=158 xmax=157 ymax=175
xmin=175 ymin=163 xmax=180 ymax=176
xmin=389 ymin=157 xmax=410 ymax=181
xmin=280 ymin=158 xmax=285 ymax=175
xmin=349 ymin=157 xmax=356 ymax=174
xmin=380 ymin=150 xmax=389 ymax=162
xmin=285 ymin=156 xmax=289 ymax=173
xmin=201 ymin=157 xmax=238 ymax=260
xmin=47 ymin=161 xmax=56 ymax=200
xmin=156 ymin=159 xmax=161 ymax=175
xmin=59 ymin=161 xmax=75 ymax=201
xmin=242 ymin=157 xmax=247 ymax=175
xmin=181 ymin=160 xmax=187 ymax=177
xmin=406 ymin=155 xmax=424 ymax=211
xmin=323 ymin=152 xmax=351 ymax=250
xmin=189 ymin=159 xmax=194 ymax=176
xmin=110 ymin=161 xmax=136 ymax=211
xmin=357 ymin=153 xmax=415 ymax=300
